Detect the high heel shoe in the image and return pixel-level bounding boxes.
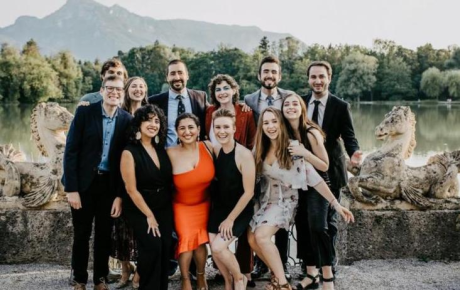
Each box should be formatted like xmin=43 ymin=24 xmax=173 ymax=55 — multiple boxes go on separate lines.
xmin=115 ymin=264 xmax=135 ymax=289
xmin=321 ymin=276 xmax=335 ymax=290
xmin=295 ymin=273 xmax=319 ymax=289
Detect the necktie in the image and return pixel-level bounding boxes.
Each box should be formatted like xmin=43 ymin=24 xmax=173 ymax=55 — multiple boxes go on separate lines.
xmin=267 ymin=95 xmax=274 ymax=106
xmin=312 ymin=100 xmax=321 ymax=125
xmin=177 ymin=95 xmax=185 ymax=116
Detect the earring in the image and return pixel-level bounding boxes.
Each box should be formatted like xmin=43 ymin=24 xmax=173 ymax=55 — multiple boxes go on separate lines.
xmin=135 ymin=131 xmax=141 ymax=140
xmin=197 ymin=136 xmax=200 ymax=142
xmin=154 ymin=135 xmax=159 ymax=144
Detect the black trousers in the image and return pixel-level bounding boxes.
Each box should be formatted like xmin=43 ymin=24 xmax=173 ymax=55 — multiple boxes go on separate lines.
xmin=71 ymin=174 xmax=114 ymax=285
xmin=126 ymin=206 xmax=173 ymax=290
xmin=296 ymin=188 xmax=333 ymax=267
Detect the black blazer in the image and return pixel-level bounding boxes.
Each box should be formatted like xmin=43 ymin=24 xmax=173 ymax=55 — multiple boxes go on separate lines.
xmin=148 ymin=89 xmax=207 ymax=141
xmin=302 ymin=93 xmax=360 ymax=189
xmin=62 ymin=101 xmax=132 ymax=197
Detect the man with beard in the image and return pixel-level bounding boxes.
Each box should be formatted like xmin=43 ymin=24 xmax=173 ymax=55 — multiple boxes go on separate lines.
xmin=149 ymin=59 xmax=207 ymax=147
xmin=301 ymin=60 xmax=361 ymax=275
xmin=244 ymin=55 xmax=294 ymax=281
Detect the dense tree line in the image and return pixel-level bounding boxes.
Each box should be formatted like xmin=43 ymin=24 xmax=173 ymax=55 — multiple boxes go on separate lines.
xmin=1 ymin=38 xmax=460 ymax=103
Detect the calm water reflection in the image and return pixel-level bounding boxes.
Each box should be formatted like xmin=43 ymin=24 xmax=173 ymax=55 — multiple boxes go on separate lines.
xmin=1 ymin=103 xmax=460 ymax=163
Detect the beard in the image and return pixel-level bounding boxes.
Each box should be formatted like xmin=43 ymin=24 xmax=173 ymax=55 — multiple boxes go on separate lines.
xmin=260 ymin=77 xmax=278 ymax=90
xmin=169 ymin=79 xmax=185 ymax=91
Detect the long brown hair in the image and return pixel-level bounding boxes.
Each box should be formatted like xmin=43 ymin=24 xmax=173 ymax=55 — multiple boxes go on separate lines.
xmin=122 ymin=77 xmax=148 ymax=114
xmin=254 ymin=107 xmax=292 ymax=174
xmin=281 ymin=93 xmax=325 ymax=150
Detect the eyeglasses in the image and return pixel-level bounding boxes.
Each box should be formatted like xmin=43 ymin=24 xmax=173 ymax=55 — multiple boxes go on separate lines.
xmin=104 ymin=86 xmax=124 ymax=93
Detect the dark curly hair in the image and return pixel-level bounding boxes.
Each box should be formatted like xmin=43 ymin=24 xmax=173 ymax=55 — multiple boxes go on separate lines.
xmin=208 ymin=74 xmax=240 ymax=107
xmin=127 ymin=104 xmax=167 ymax=148
xmin=175 ymin=113 xmax=200 ymax=130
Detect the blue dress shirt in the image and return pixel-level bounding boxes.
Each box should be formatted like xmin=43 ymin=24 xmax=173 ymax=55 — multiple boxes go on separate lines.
xmin=166 ymin=89 xmax=192 ymax=147
xmin=98 ymin=105 xmax=118 ymax=171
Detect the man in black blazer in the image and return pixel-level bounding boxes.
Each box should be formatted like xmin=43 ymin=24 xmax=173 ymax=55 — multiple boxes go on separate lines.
xmin=63 ymin=75 xmax=132 ymax=290
xmin=302 ymin=61 xmax=362 ymax=271
xmin=148 ymin=59 xmax=207 ymax=147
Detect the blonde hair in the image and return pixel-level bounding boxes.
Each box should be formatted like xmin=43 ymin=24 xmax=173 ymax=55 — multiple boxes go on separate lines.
xmin=254 ymin=107 xmax=292 ymax=174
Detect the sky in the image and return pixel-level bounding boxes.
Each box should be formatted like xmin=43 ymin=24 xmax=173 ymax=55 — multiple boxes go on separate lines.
xmin=0 ymin=0 xmax=458 ymax=50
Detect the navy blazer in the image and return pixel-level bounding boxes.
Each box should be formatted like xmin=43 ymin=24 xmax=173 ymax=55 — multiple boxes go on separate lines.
xmin=62 ymin=101 xmax=132 ymax=197
xmin=148 ymin=89 xmax=207 ymax=141
xmin=302 ymin=93 xmax=360 ymax=190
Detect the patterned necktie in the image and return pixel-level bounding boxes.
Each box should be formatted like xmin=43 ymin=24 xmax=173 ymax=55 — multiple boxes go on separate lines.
xmin=312 ymin=100 xmax=321 ymax=125
xmin=177 ymin=95 xmax=185 ymax=116
xmin=267 ymin=95 xmax=274 ymax=106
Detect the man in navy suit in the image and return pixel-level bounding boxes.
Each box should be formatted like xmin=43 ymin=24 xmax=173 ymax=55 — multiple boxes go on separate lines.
xmin=64 ymin=75 xmax=132 ymax=290
xmin=301 ymin=61 xmax=362 ymax=273
xmin=148 ymin=59 xmax=207 ymax=147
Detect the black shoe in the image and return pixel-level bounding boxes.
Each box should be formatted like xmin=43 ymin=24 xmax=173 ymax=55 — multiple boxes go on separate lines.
xmin=283 ymin=263 xmax=292 ymax=281
xmin=295 ymin=273 xmax=319 ymax=290
xmin=247 ymin=279 xmax=256 ymax=288
xmin=251 ymin=264 xmax=269 ymax=279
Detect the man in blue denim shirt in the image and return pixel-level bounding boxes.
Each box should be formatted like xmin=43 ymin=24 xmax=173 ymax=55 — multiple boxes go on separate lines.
xmin=64 ymin=75 xmax=132 ymax=290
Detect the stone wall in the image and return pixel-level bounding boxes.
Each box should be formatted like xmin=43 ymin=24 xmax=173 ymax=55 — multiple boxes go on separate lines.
xmin=0 ymin=204 xmax=73 ymax=264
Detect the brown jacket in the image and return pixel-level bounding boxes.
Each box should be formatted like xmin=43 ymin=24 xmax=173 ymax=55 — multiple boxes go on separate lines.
xmin=205 ymin=104 xmax=257 ymax=150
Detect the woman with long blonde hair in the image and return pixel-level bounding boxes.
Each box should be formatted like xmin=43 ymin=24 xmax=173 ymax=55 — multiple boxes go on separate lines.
xmin=248 ymin=107 xmax=354 ymax=290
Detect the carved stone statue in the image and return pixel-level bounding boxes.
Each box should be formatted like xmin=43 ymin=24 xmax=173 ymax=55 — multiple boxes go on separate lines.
xmin=0 ymin=102 xmax=73 ymax=208
xmin=347 ymin=106 xmax=460 ymax=209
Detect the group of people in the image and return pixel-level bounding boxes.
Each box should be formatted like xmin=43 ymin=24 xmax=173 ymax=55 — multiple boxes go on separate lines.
xmin=63 ymin=55 xmax=362 ymax=290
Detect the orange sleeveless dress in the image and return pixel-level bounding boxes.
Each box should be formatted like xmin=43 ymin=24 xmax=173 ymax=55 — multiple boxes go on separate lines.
xmin=173 ymin=142 xmax=215 ymax=255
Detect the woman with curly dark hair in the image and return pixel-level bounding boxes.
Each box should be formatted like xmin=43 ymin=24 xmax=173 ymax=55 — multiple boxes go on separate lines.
xmin=120 ymin=104 xmax=173 ymax=290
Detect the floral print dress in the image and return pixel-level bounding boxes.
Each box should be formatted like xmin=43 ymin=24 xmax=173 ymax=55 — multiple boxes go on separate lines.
xmin=250 ymin=157 xmax=323 ymax=231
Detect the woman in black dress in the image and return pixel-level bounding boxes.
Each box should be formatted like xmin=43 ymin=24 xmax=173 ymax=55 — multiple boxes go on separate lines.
xmin=120 ymin=105 xmax=173 ymax=290
xmin=208 ymin=109 xmax=255 ymax=290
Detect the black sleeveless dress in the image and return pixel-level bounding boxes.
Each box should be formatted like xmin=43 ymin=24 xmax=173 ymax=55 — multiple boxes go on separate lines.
xmin=124 ymin=143 xmax=173 ymax=290
xmin=208 ymin=142 xmax=254 ymax=237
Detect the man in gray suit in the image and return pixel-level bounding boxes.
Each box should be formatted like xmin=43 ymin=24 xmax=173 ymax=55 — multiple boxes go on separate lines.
xmin=244 ymin=55 xmax=294 ymax=281
xmin=80 ymin=58 xmax=128 ymax=103
xmin=244 ymin=55 xmax=294 ymax=123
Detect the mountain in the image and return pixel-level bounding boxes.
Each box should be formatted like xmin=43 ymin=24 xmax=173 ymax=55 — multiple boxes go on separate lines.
xmin=0 ymin=0 xmax=295 ymax=60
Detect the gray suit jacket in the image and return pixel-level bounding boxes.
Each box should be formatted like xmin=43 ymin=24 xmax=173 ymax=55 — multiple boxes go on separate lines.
xmin=244 ymin=87 xmax=295 ymax=124
xmin=80 ymin=91 xmax=102 ymax=103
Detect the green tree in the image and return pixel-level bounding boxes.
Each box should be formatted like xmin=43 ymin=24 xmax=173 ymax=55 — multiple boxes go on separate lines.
xmin=0 ymin=43 xmax=22 ymax=103
xmin=444 ymin=47 xmax=460 ymax=70
xmin=420 ymin=67 xmax=444 ymax=99
xmin=379 ymin=57 xmax=415 ymax=100
xmin=258 ymin=36 xmax=270 ymax=55
xmin=336 ymin=52 xmax=378 ymax=102
xmin=444 ymin=70 xmax=460 ymax=99
xmin=50 ymin=51 xmax=83 ymax=101
xmin=79 ymin=60 xmax=101 ymax=94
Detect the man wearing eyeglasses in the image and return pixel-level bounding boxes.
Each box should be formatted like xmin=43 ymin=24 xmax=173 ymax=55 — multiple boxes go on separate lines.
xmin=63 ymin=75 xmax=132 ymax=290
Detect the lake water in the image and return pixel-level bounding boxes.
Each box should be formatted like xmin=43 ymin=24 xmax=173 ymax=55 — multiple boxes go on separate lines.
xmin=1 ymin=102 xmax=460 ymax=164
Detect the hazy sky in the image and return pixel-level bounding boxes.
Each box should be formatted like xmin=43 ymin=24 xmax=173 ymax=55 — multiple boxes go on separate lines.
xmin=0 ymin=0 xmax=458 ymax=50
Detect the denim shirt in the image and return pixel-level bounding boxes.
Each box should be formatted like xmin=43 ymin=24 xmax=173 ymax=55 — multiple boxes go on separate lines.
xmin=98 ymin=105 xmax=118 ymax=171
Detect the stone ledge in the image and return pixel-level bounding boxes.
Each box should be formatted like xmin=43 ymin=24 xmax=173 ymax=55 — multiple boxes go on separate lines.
xmin=338 ymin=197 xmax=460 ymax=264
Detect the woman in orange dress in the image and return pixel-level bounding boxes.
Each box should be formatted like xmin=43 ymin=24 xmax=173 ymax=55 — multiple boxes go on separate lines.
xmin=167 ymin=113 xmax=215 ymax=290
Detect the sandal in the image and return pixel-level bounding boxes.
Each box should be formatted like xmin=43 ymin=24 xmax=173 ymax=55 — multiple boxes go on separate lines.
xmin=279 ymin=282 xmax=292 ymax=290
xmin=265 ymin=276 xmax=279 ymax=290
xmin=321 ymin=276 xmax=335 ymax=290
xmin=196 ymin=271 xmax=208 ymax=290
xmin=295 ymin=273 xmax=319 ymax=290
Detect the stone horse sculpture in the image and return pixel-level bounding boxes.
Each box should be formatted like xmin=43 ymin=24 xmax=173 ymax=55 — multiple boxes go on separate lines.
xmin=348 ymin=106 xmax=460 ymax=209
xmin=0 ymin=102 xmax=73 ymax=208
